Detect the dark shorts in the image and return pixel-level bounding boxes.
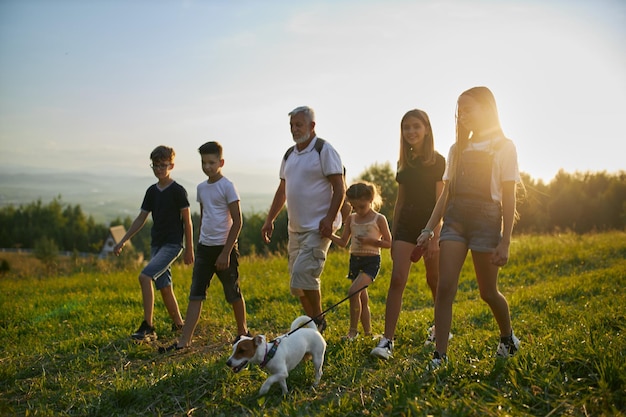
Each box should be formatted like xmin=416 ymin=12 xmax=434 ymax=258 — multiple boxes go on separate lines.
xmin=189 ymin=244 xmax=242 ymax=303
xmin=440 ymin=198 xmax=502 ymax=252
xmin=347 ymin=254 xmax=381 ymax=281
xmin=393 ymin=205 xmax=431 ymax=244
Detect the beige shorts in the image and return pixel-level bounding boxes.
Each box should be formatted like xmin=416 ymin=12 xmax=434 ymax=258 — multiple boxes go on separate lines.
xmin=288 ymin=230 xmax=332 ymax=296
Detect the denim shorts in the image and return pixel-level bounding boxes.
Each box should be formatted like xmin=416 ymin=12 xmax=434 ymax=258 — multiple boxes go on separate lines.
xmin=288 ymin=230 xmax=332 ymax=295
xmin=142 ymin=243 xmax=183 ymax=290
xmin=347 ymin=254 xmax=381 ymax=281
xmin=189 ymin=244 xmax=242 ymax=303
xmin=440 ymin=198 xmax=502 ymax=252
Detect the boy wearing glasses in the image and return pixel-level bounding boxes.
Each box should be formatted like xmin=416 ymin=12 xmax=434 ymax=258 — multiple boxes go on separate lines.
xmin=114 ymin=145 xmax=194 ymax=342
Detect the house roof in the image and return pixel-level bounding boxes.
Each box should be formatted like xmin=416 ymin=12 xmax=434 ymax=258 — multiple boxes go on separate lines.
xmin=109 ymin=225 xmax=127 ymax=245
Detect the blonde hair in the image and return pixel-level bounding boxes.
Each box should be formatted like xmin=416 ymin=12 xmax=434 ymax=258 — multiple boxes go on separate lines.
xmin=346 ymin=181 xmax=383 ymax=211
xmin=398 ymin=109 xmax=437 ymax=170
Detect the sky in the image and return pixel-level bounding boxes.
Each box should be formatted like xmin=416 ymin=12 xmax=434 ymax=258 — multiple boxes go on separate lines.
xmin=0 ymin=0 xmax=624 ymax=195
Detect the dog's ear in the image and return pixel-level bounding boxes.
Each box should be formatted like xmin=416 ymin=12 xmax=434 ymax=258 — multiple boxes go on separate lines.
xmin=253 ymin=335 xmax=264 ymax=346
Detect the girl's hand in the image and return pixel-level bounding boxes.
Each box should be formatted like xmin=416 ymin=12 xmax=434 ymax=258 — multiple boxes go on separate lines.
xmin=491 ymin=242 xmax=510 ymax=267
xmin=356 ymin=236 xmax=375 ymax=245
xmin=415 ymin=230 xmax=431 ymax=247
xmin=424 ymin=237 xmax=440 ymax=260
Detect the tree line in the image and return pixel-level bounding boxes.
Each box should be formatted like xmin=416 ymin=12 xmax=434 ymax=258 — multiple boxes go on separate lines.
xmin=0 ymin=166 xmax=624 ymax=259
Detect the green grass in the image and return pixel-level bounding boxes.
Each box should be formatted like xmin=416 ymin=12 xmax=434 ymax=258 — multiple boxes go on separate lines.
xmin=1 ymin=232 xmax=625 ymax=416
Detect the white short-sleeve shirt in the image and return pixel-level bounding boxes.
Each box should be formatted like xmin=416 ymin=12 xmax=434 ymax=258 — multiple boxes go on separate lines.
xmin=280 ymin=136 xmax=343 ymax=232
xmin=196 ymin=176 xmax=240 ymax=246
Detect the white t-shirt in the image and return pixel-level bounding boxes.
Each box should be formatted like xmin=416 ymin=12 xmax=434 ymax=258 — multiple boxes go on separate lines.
xmin=196 ymin=176 xmax=240 ymax=246
xmin=280 ymin=136 xmax=343 ymax=233
xmin=443 ymin=136 xmax=520 ymax=202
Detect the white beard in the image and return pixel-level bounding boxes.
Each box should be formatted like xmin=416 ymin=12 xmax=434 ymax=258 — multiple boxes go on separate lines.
xmin=292 ymin=133 xmax=310 ymax=144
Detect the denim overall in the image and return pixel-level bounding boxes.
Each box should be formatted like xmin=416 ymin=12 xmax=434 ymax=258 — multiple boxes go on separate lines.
xmin=442 ymin=141 xmax=503 ymax=251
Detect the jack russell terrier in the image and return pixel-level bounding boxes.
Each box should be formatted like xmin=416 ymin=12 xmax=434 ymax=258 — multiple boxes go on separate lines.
xmin=226 ymin=315 xmax=326 ymax=396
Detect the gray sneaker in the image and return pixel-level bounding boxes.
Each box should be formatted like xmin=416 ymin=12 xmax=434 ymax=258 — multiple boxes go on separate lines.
xmin=370 ymin=337 xmax=393 ymax=359
xmin=131 ymin=320 xmax=157 ymax=341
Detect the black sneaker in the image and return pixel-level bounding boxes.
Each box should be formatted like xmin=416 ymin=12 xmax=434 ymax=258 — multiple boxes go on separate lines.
xmin=131 ymin=320 xmax=157 ymax=341
xmin=171 ymin=322 xmax=184 ymax=332
xmin=158 ymin=343 xmax=185 ymax=354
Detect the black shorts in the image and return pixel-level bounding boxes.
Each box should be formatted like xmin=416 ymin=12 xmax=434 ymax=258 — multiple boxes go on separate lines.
xmin=189 ymin=244 xmax=242 ymax=303
xmin=347 ymin=254 xmax=381 ymax=281
xmin=393 ymin=205 xmax=431 ymax=244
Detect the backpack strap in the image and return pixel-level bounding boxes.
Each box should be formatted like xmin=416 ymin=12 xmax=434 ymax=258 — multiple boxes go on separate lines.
xmin=283 ymin=138 xmax=326 ymax=160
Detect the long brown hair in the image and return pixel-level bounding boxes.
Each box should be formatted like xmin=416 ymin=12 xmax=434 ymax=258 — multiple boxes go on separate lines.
xmin=398 ymin=109 xmax=437 ymax=170
xmin=450 ymin=87 xmax=505 ymax=181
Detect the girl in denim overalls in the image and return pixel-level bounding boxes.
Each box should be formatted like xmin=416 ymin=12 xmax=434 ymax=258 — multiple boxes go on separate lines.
xmin=417 ymin=87 xmax=521 ymax=367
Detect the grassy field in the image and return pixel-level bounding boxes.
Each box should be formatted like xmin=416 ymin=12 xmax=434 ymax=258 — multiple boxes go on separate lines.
xmin=1 ymin=232 xmax=625 ymax=416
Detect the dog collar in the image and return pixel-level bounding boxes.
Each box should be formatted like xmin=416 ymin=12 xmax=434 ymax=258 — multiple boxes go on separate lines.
xmin=260 ymin=338 xmax=281 ymax=368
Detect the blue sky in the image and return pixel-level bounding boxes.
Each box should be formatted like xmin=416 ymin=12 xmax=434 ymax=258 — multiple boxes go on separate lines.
xmin=0 ymin=0 xmax=624 ymax=194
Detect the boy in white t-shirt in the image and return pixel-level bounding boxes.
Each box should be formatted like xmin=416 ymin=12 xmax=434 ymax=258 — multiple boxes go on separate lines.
xmin=160 ymin=141 xmax=249 ymax=352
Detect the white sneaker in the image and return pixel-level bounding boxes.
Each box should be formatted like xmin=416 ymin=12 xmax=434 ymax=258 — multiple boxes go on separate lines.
xmin=424 ymin=325 xmax=453 ymax=347
xmin=370 ymin=337 xmax=393 ymax=359
xmin=496 ymin=331 xmax=520 ymax=358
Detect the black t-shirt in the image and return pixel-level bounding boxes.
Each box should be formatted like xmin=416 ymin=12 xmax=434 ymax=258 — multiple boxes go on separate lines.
xmin=395 ymin=152 xmax=445 ymax=214
xmin=141 ymin=181 xmax=190 ymax=247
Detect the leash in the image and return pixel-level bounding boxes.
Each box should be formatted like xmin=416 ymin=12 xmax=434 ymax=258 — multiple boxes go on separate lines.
xmin=286 ymin=284 xmax=369 ymax=336
xmin=259 ymin=284 xmax=369 ymax=367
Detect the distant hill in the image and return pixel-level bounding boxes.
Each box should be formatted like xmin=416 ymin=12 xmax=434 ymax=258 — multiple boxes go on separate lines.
xmin=0 ymin=171 xmax=273 ymax=224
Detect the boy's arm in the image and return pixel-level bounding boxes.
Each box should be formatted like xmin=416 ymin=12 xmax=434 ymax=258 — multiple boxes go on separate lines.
xmin=216 ymin=200 xmax=243 ymax=271
xmin=113 ymin=210 xmax=149 ymax=255
xmin=181 ymin=206 xmax=194 ymax=265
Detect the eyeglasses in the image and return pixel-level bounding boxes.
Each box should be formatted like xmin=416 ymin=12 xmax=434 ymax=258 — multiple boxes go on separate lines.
xmin=150 ymin=163 xmax=171 ymax=170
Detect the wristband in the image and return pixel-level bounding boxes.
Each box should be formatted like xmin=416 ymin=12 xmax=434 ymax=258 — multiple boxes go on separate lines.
xmin=421 ymin=228 xmax=434 ymax=239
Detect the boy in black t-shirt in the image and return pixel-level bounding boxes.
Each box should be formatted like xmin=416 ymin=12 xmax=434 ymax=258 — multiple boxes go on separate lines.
xmin=114 ymin=145 xmax=194 ymax=341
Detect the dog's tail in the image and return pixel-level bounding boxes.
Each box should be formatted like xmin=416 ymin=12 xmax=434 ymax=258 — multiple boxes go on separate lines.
xmin=290 ymin=315 xmax=317 ymax=332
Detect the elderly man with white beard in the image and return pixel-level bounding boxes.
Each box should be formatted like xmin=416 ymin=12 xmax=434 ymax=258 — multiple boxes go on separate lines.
xmin=262 ymin=106 xmax=345 ymax=333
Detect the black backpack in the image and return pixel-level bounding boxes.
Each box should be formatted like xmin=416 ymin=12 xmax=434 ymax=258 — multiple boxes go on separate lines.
xmin=283 ymin=137 xmax=327 ymax=161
